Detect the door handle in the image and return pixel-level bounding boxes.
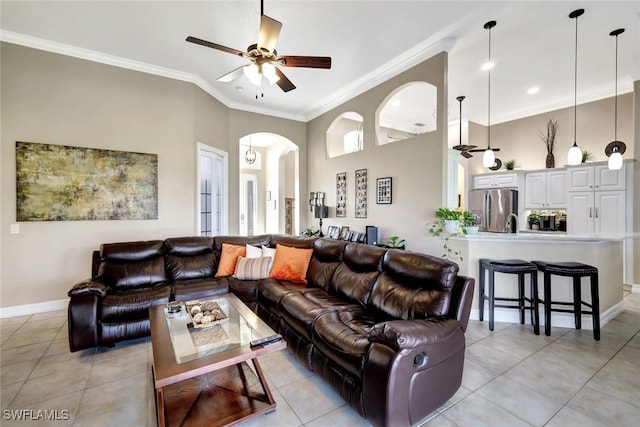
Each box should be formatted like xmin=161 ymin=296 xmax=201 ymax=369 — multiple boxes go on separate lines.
xmin=595 ymin=208 xmax=598 ymax=218
xmin=589 ymin=208 xmax=592 ymax=218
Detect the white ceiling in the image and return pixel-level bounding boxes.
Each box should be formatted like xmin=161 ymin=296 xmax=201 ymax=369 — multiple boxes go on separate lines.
xmin=1 ymin=1 xmax=639 ymax=126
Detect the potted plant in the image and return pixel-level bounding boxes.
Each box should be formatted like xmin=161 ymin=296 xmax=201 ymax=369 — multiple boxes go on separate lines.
xmin=503 ymin=159 xmax=519 ymax=170
xmin=527 ymin=213 xmax=541 ymax=230
xmin=301 ymin=226 xmax=319 ymax=237
xmin=384 ymin=236 xmax=406 ymax=250
xmin=428 ymin=208 xmax=464 ymax=260
xmin=434 ymin=207 xmax=462 ymax=234
xmin=461 ymin=211 xmax=479 ymax=234
xmin=581 ymin=150 xmax=595 ymax=163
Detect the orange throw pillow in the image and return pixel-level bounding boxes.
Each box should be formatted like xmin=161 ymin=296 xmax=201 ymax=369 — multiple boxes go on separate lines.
xmin=215 ymin=243 xmax=246 ymax=277
xmin=269 ymin=244 xmax=313 ymax=285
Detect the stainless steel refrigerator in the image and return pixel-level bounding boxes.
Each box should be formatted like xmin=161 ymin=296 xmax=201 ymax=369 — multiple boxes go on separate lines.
xmin=468 ymin=189 xmax=518 ymax=233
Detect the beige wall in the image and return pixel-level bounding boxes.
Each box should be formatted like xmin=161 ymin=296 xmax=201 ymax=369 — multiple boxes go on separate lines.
xmin=306 ymin=53 xmax=448 ymax=254
xmin=0 ymin=43 xmax=307 ymax=308
xmin=467 ymin=94 xmax=634 ymax=175
xmin=634 ymin=80 xmax=639 ymax=286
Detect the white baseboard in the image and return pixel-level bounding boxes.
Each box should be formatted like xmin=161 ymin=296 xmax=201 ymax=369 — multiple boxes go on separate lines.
xmin=0 ymin=299 xmax=67 ymax=319
xmin=632 ymin=284 xmax=640 ymax=294
xmin=469 ymin=300 xmax=626 ymax=330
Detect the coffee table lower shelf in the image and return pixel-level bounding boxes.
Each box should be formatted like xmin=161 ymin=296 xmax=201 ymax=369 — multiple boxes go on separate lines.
xmin=153 ymin=359 xmax=276 ymax=427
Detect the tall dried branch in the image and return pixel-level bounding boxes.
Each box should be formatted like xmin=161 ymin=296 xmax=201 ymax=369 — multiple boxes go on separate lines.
xmin=539 ymin=119 xmax=558 ymax=154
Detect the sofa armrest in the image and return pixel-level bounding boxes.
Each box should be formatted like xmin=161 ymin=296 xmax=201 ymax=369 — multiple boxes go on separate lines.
xmin=368 ymin=317 xmax=462 ymax=350
xmin=68 ymin=279 xmax=108 ymax=298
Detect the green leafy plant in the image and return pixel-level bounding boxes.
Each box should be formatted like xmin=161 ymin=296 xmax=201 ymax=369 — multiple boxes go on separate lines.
xmin=384 ymin=236 xmax=406 ymax=249
xmin=428 ymin=208 xmax=463 ymax=260
xmin=581 ymin=150 xmax=595 ymax=163
xmin=503 ymin=159 xmax=519 ymax=170
xmin=301 ymin=227 xmax=319 ymax=237
xmin=434 ymin=207 xmax=462 ymax=221
xmin=527 ymin=213 xmax=540 ymax=225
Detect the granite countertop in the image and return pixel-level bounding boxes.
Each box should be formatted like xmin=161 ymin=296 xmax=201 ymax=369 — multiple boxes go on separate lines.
xmin=450 ymin=231 xmax=637 ymax=243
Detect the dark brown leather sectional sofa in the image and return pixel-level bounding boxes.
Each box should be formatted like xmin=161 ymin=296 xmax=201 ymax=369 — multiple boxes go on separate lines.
xmin=67 ymin=234 xmax=474 ymax=427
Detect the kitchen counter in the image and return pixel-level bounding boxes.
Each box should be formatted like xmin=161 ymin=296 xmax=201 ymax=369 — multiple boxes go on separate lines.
xmin=451 ymin=231 xmax=636 ymax=243
xmin=448 ymin=233 xmax=630 ymax=331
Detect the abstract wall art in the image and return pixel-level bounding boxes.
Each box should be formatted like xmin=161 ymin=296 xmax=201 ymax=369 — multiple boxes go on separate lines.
xmin=16 ymin=141 xmax=158 ymax=221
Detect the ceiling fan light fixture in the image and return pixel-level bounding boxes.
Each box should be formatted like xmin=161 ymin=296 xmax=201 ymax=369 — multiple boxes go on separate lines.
xmin=243 ymin=63 xmax=262 ymax=86
xmin=262 ymin=62 xmax=280 ymax=85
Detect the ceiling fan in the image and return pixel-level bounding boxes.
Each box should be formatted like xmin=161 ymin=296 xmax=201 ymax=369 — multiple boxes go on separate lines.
xmin=186 ymin=0 xmax=331 ymax=94
xmin=452 ymin=95 xmax=501 ymax=169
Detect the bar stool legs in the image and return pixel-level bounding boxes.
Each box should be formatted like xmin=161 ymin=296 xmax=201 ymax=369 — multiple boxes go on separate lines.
xmin=479 ymin=259 xmax=539 ymax=335
xmin=533 ymin=261 xmax=600 ymax=341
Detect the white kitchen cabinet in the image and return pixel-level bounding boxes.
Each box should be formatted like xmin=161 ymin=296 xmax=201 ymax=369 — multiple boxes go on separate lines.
xmin=473 ymin=172 xmax=519 ymax=189
xmin=567 ymin=190 xmax=625 ymax=234
xmin=524 ymin=169 xmax=566 ymax=209
xmin=567 ymin=164 xmax=625 ymax=192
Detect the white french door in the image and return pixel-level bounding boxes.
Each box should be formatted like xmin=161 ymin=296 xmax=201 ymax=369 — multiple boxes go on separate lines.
xmin=197 ymin=144 xmax=228 ymax=236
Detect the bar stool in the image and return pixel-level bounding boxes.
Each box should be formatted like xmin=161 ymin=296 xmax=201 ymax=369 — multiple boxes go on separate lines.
xmin=531 ymin=261 xmax=600 ymax=341
xmin=478 ymin=259 xmax=540 ymax=334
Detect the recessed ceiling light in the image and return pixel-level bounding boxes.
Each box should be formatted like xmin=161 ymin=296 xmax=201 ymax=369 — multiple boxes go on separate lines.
xmin=527 ymin=86 xmax=540 ymax=95
xmin=481 ymin=61 xmax=494 ymax=71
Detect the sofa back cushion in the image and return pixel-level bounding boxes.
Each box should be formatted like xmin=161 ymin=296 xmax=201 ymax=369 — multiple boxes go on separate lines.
xmin=164 ymin=237 xmax=215 ymax=281
xmin=306 ymin=239 xmax=348 ymax=290
xmin=98 ymin=240 xmax=166 ymax=291
xmin=269 ymin=234 xmax=316 ymax=249
xmin=329 ymin=243 xmax=385 ymax=307
xmin=367 ymin=250 xmax=459 ymax=320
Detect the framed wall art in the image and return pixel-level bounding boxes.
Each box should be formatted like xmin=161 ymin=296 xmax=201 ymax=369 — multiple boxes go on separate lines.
xmin=336 ymin=172 xmax=347 ymax=217
xmin=16 ymin=141 xmax=158 ymax=221
xmin=355 ymin=168 xmax=367 ymax=218
xmin=376 ymin=177 xmax=392 ymax=204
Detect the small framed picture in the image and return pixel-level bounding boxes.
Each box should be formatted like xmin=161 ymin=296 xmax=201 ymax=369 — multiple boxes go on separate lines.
xmin=376 ymin=177 xmax=392 ymax=204
xmin=339 ymin=226 xmax=350 ymax=239
xmin=327 ymin=226 xmax=340 ymax=239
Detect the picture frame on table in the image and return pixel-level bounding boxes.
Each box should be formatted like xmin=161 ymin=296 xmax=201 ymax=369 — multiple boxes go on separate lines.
xmin=376 ymin=177 xmax=392 ymax=204
xmin=339 ymin=226 xmax=350 ymax=240
xmin=326 ymin=226 xmax=340 ymax=239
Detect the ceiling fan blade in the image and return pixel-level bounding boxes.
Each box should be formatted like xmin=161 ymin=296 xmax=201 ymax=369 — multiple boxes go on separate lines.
xmin=257 ymin=15 xmax=282 ymax=53
xmin=217 ymin=66 xmax=246 ymax=83
xmin=275 ymin=68 xmax=296 ymax=92
xmin=186 ymin=36 xmax=245 ymax=57
xmin=452 ymin=144 xmax=477 ymax=151
xmin=279 ymin=55 xmax=332 ymax=69
xmin=468 ymin=147 xmax=501 ymax=153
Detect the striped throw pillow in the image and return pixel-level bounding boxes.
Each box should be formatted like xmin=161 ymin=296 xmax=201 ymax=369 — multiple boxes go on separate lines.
xmin=232 ymin=256 xmax=274 ymax=280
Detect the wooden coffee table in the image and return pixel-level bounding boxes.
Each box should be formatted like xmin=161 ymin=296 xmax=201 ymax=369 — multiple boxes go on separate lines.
xmin=149 ymin=293 xmax=286 ymax=427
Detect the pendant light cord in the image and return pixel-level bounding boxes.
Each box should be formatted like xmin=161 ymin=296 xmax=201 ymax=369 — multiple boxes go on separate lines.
xmin=487 ymin=25 xmax=492 ymax=149
xmin=573 ymin=13 xmax=578 ymax=145
xmin=614 ymin=33 xmax=618 ymax=141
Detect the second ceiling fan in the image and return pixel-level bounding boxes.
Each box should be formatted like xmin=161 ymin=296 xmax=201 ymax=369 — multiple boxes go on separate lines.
xmin=186 ymin=0 xmax=331 ymax=93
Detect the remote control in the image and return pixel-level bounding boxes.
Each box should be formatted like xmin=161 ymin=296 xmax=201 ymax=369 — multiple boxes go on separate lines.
xmin=250 ymin=334 xmax=283 ymax=349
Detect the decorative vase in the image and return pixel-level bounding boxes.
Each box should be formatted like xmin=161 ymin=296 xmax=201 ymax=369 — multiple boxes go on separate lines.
xmin=545 ymin=152 xmax=555 ymax=168
xmin=444 ymin=220 xmax=459 ymax=234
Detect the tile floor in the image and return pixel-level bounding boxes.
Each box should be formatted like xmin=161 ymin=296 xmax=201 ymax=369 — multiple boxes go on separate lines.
xmin=1 ymin=292 xmax=639 ymax=427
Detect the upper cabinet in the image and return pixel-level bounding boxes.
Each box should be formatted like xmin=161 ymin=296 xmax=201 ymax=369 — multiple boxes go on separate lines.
xmin=567 ymin=164 xmax=625 ymax=192
xmin=524 ymin=169 xmax=566 ymax=209
xmin=473 ymin=172 xmax=520 ymax=189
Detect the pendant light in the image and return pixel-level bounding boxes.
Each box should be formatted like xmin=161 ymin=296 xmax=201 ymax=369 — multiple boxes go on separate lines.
xmin=605 ymin=28 xmax=626 ymax=170
xmin=482 ymin=20 xmax=496 ymax=168
xmin=453 ymin=96 xmax=476 ymax=158
xmin=245 ymin=136 xmax=257 ymax=164
xmin=566 ymin=9 xmax=584 ymax=165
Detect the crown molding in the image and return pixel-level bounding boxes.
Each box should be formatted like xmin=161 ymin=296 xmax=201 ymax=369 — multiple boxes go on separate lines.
xmin=0 ymin=30 xmax=306 ymax=122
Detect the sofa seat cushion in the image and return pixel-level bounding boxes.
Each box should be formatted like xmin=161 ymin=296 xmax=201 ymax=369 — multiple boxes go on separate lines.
xmin=279 ymin=289 xmax=361 ymax=341
xmin=311 ymin=308 xmax=376 ymax=380
xmin=258 ymin=279 xmax=309 ymax=311
xmin=227 ymin=277 xmax=261 ymax=304
xmin=171 ymin=278 xmax=228 ymax=302
xmin=100 ymin=285 xmax=171 ymax=322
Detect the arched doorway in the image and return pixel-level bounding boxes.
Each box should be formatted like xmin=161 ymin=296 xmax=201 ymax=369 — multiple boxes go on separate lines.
xmin=239 ymin=133 xmax=299 ymax=236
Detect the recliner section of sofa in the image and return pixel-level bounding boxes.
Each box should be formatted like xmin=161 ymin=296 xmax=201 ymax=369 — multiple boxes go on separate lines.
xmin=67 ymin=234 xmax=474 ymax=427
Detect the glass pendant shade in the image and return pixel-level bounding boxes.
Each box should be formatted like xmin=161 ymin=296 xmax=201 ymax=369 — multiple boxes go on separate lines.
xmin=261 ymin=63 xmax=280 ymax=85
xmin=243 ymin=63 xmax=262 ymax=86
xmin=482 ymin=149 xmax=495 ymax=168
xmin=567 ymin=143 xmax=582 ymax=165
xmin=608 ymin=151 xmax=623 ymax=170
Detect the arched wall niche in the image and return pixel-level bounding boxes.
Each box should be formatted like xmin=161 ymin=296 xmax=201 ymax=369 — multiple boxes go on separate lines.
xmin=376 ymin=81 xmax=438 ymax=145
xmin=325 ymin=111 xmax=364 ymax=158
